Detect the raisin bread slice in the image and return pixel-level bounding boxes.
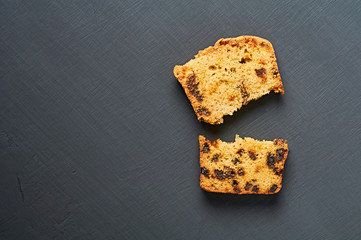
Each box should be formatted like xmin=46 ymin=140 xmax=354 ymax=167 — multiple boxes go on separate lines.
xmin=174 ymin=36 xmax=284 ymax=124
xmin=199 ymin=135 xmax=288 ymax=194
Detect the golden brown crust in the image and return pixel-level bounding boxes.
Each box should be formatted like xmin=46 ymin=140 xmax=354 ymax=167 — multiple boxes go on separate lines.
xmin=174 ymin=36 xmax=284 ymax=124
xmin=199 ymin=135 xmax=289 ymax=195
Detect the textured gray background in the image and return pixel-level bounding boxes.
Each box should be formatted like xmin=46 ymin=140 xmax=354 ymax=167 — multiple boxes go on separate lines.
xmin=1 ymin=0 xmax=361 ymax=239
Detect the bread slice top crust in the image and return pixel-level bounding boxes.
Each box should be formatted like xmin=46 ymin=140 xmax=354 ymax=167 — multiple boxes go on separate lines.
xmin=199 ymin=135 xmax=288 ymax=194
xmin=174 ymin=36 xmax=284 ymax=124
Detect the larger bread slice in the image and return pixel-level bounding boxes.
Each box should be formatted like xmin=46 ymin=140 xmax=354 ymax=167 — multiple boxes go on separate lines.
xmin=174 ymin=36 xmax=284 ymax=124
xmin=199 ymin=135 xmax=289 ymax=194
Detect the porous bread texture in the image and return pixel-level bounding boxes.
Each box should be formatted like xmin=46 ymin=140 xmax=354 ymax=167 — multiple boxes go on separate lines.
xmin=199 ymin=135 xmax=288 ymax=194
xmin=174 ymin=36 xmax=284 ymax=124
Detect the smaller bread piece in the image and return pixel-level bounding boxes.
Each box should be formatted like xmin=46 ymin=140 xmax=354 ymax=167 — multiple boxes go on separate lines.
xmin=199 ymin=135 xmax=289 ymax=194
xmin=174 ymin=36 xmax=284 ymax=124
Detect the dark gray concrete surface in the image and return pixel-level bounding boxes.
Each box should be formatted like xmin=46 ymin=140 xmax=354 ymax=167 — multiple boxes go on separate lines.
xmin=1 ymin=0 xmax=361 ymax=239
